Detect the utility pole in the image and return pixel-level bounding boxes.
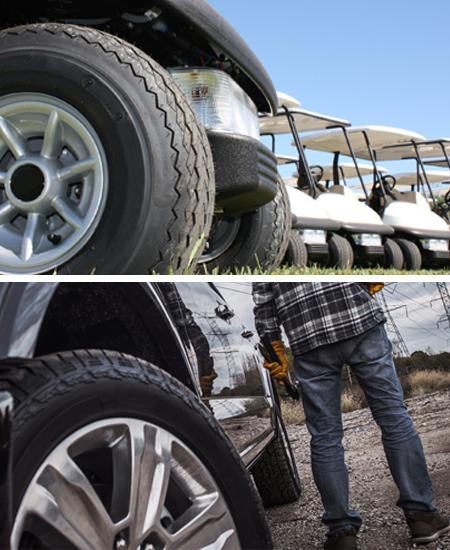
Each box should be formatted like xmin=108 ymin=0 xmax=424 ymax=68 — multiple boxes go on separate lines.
xmin=378 ymin=291 xmax=410 ymax=358
xmin=437 ymin=282 xmax=450 ymax=328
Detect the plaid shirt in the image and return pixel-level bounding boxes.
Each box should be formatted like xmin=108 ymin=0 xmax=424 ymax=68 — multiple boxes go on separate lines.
xmin=252 ymin=283 xmax=386 ymax=356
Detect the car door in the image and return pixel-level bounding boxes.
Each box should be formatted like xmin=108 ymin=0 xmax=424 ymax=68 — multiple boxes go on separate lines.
xmin=157 ymin=282 xmax=275 ymax=466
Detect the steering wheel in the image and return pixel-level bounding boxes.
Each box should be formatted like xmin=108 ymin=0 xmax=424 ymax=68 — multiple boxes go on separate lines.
xmin=381 ymin=175 xmax=397 ymax=196
xmin=445 ymin=189 xmax=450 ymax=208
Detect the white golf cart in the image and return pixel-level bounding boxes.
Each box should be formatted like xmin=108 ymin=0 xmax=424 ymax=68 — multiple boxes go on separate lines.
xmin=260 ymin=97 xmax=350 ymax=267
xmin=373 ymin=138 xmax=450 ymax=266
xmin=301 ymin=126 xmax=450 ymax=269
xmin=261 ymin=99 xmax=397 ymax=269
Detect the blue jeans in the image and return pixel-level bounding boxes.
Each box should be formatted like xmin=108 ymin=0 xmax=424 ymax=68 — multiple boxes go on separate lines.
xmin=294 ymin=323 xmax=436 ymax=533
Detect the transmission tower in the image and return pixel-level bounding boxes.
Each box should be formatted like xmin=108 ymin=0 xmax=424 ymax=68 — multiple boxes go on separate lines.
xmin=437 ymin=283 xmax=450 ymax=328
xmin=378 ymin=291 xmax=410 ymax=358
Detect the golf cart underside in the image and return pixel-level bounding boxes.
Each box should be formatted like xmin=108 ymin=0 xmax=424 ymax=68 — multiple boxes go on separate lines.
xmin=0 ymin=0 xmax=277 ymax=115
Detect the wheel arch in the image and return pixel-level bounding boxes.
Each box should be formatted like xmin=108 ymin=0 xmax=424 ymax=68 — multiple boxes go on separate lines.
xmin=0 ymin=282 xmax=197 ymax=392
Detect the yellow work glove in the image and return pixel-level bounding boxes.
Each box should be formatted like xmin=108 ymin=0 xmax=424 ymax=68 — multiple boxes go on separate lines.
xmin=367 ymin=283 xmax=385 ymax=295
xmin=264 ymin=340 xmax=289 ymax=381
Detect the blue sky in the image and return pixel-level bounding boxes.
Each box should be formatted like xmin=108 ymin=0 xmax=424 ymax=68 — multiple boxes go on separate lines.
xmin=209 ymin=0 xmax=450 ymax=179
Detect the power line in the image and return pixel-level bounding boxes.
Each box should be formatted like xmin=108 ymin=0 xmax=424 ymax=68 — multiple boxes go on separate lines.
xmin=378 ymin=292 xmax=410 ymax=358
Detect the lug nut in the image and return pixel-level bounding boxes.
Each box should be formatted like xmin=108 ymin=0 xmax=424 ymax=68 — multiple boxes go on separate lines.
xmin=48 ymin=233 xmax=62 ymax=245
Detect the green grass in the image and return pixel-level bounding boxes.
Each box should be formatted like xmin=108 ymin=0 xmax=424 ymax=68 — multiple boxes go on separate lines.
xmin=200 ymin=266 xmax=449 ymax=276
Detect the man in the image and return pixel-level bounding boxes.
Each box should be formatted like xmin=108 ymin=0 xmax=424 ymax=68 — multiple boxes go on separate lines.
xmin=253 ymin=283 xmax=449 ymax=550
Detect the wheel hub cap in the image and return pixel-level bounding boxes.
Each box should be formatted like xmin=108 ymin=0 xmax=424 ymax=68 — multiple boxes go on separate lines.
xmin=0 ymin=93 xmax=108 ymax=273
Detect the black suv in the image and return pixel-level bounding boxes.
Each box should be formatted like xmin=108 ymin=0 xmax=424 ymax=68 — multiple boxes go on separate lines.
xmin=0 ymin=1 xmax=290 ymax=275
xmin=0 ymin=282 xmax=300 ymax=549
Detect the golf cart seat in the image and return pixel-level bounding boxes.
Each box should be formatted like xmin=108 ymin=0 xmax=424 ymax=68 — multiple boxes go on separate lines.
xmin=328 ymin=186 xmax=359 ymax=200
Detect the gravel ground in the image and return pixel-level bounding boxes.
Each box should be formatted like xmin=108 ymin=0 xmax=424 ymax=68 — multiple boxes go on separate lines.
xmin=267 ymin=390 xmax=450 ymax=550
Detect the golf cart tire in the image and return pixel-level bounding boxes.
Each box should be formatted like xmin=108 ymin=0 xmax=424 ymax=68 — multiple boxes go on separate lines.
xmin=1 ymin=350 xmax=273 ymax=550
xmin=328 ymin=234 xmax=354 ymax=269
xmin=199 ymin=179 xmax=291 ymax=272
xmin=283 ymin=231 xmax=308 ymax=268
xmin=384 ymin=238 xmax=404 ymax=270
xmin=395 ymin=239 xmax=422 ymax=271
xmin=0 ymin=24 xmax=214 ymax=274
xmin=252 ymin=416 xmax=302 ymax=507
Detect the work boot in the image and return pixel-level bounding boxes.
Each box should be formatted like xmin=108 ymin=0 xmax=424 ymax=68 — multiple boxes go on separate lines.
xmin=324 ymin=527 xmax=358 ymax=550
xmin=405 ymin=510 xmax=450 ymax=545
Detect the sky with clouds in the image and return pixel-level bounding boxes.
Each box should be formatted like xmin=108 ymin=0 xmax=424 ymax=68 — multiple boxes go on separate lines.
xmin=216 ymin=283 xmax=450 ymax=355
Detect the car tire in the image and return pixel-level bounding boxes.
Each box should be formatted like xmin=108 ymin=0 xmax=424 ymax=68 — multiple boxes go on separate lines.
xmin=395 ymin=238 xmax=422 ymax=271
xmin=1 ymin=350 xmax=272 ymax=550
xmin=198 ymin=179 xmax=291 ymax=272
xmin=328 ymin=233 xmax=354 ymax=269
xmin=384 ymin=238 xmax=404 ymax=270
xmin=251 ymin=412 xmax=302 ymax=508
xmin=0 ymin=24 xmax=214 ymax=274
xmin=283 ymin=231 xmax=308 ymax=268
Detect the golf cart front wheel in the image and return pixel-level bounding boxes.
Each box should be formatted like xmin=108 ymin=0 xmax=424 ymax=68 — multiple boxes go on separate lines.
xmin=395 ymin=239 xmax=422 ymax=271
xmin=283 ymin=231 xmax=308 ymax=268
xmin=384 ymin=238 xmax=404 ymax=270
xmin=0 ymin=23 xmax=214 ymax=274
xmin=328 ymin=234 xmax=354 ymax=270
xmin=4 ymin=350 xmax=272 ymax=550
xmin=198 ymin=180 xmax=291 ymax=272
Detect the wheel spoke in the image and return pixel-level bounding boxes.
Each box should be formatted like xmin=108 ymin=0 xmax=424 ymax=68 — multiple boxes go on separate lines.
xmin=58 ymin=157 xmax=96 ymax=183
xmin=0 ymin=172 xmax=6 ymax=185
xmin=21 ymin=459 xmax=114 ymax=550
xmin=170 ymin=493 xmax=235 ymax=550
xmin=52 ymin=197 xmax=83 ymax=229
xmin=128 ymin=424 xmax=173 ymax=544
xmin=0 ymin=116 xmax=27 ymax=159
xmin=41 ymin=111 xmax=63 ymax=158
xmin=20 ymin=213 xmax=45 ymax=262
xmin=0 ymin=201 xmax=15 ymax=225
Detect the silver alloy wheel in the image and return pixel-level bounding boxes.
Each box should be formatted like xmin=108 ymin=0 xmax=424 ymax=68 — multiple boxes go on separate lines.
xmin=11 ymin=418 xmax=240 ymax=550
xmin=0 ymin=93 xmax=108 ymax=274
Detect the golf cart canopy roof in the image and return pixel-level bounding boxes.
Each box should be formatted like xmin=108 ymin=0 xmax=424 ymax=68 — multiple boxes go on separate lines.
xmin=320 ymin=162 xmax=388 ymax=181
xmin=375 ymin=139 xmax=450 ymax=161
xmin=260 ymin=109 xmax=350 ymax=136
xmin=425 ymin=159 xmax=450 ymax=168
xmin=302 ymin=126 xmax=426 ymax=159
xmin=277 ymin=92 xmax=301 ymax=109
xmin=392 ymin=170 xmax=450 ymax=187
xmin=276 ymin=155 xmax=299 ymax=166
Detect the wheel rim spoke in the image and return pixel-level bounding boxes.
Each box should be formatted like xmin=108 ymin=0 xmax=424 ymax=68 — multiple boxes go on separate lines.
xmin=41 ymin=111 xmax=63 ymax=158
xmin=0 ymin=172 xmax=6 ymax=185
xmin=0 ymin=116 xmax=27 ymax=159
xmin=0 ymin=201 xmax=15 ymax=225
xmin=128 ymin=424 xmax=173 ymax=543
xmin=58 ymin=157 xmax=96 ymax=183
xmin=52 ymin=197 xmax=83 ymax=229
xmin=20 ymin=213 xmax=45 ymax=261
xmin=170 ymin=493 xmax=234 ymax=549
xmin=21 ymin=468 xmax=112 ymax=550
